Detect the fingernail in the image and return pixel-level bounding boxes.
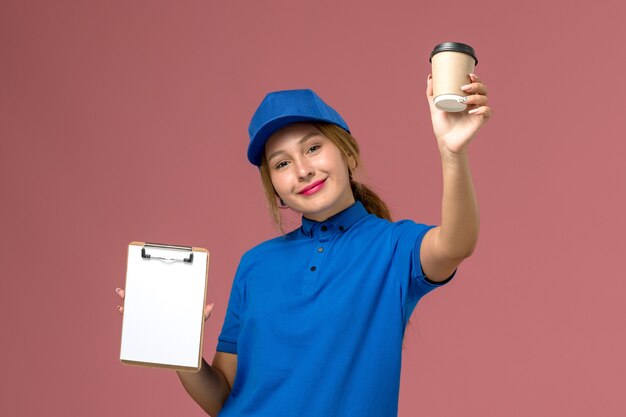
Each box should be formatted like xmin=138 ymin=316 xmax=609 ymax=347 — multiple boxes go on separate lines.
xmin=468 ymin=108 xmax=479 ymax=114
xmin=460 ymin=84 xmax=471 ymax=91
xmin=469 ymin=73 xmax=477 ymax=78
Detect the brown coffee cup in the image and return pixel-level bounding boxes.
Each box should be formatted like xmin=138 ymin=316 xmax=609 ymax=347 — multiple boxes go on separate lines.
xmin=429 ymin=42 xmax=478 ymax=112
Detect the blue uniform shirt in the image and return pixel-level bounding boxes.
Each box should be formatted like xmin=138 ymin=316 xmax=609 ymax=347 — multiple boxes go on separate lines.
xmin=216 ymin=201 xmax=453 ymax=416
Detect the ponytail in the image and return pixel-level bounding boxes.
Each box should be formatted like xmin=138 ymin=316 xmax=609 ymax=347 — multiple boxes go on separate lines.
xmin=350 ymin=179 xmax=392 ymax=221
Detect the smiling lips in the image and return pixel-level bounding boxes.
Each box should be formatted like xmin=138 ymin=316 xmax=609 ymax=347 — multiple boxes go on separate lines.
xmin=298 ymin=179 xmax=326 ymax=196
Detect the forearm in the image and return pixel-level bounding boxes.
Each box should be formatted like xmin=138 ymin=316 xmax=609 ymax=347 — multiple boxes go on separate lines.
xmin=437 ymin=149 xmax=479 ymax=259
xmin=177 ymin=357 xmax=231 ymax=416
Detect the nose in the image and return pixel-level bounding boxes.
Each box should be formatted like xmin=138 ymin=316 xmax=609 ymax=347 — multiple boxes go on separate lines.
xmin=294 ymin=158 xmax=314 ymax=181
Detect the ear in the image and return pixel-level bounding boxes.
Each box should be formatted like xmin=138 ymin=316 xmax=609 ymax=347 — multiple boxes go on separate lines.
xmin=272 ymin=188 xmax=287 ymax=207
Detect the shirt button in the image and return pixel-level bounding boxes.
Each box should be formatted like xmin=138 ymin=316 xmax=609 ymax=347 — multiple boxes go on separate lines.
xmin=310 ymin=266 xmax=317 ymax=271
xmin=321 ymin=225 xmax=328 ymax=231
xmin=338 ymin=226 xmax=345 ymax=231
xmin=318 ymin=247 xmax=324 ymax=253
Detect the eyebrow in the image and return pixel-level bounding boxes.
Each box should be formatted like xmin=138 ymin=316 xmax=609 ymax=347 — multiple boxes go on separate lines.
xmin=266 ymin=132 xmax=320 ymax=163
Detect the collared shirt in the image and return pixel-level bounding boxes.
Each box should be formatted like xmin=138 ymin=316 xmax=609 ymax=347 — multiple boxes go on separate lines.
xmin=216 ymin=201 xmax=453 ymax=417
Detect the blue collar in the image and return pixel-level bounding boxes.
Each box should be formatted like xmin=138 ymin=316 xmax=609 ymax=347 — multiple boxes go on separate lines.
xmin=300 ymin=201 xmax=369 ymax=237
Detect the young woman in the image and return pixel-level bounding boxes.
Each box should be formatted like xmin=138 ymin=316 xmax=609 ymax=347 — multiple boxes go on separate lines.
xmin=116 ymin=73 xmax=491 ymax=416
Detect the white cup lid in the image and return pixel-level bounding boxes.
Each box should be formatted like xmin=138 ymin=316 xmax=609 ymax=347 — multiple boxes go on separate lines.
xmin=434 ymin=94 xmax=467 ymax=112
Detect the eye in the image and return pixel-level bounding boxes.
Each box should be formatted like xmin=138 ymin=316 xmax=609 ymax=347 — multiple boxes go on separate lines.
xmin=275 ymin=160 xmax=289 ymax=170
xmin=307 ymin=144 xmax=321 ymax=153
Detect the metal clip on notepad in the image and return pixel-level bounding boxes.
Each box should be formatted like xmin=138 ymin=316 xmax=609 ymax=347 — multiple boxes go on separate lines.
xmin=141 ymin=242 xmax=194 ymax=263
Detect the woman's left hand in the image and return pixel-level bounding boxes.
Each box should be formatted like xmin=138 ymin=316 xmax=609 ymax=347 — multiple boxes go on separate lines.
xmin=426 ymin=73 xmax=492 ymax=155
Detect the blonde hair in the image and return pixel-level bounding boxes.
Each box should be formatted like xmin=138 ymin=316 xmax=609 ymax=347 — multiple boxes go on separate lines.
xmin=259 ymin=123 xmax=392 ymax=231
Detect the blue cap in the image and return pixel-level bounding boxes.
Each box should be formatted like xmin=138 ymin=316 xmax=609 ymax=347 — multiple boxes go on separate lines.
xmin=247 ymin=89 xmax=350 ymax=166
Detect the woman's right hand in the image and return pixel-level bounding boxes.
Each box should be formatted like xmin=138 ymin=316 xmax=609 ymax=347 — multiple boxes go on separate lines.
xmin=115 ymin=287 xmax=215 ymax=321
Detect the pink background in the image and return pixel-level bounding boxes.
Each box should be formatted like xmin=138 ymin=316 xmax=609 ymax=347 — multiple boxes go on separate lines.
xmin=2 ymin=0 xmax=625 ymax=415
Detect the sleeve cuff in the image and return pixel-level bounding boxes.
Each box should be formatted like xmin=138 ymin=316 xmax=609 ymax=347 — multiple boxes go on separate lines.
xmin=422 ymin=267 xmax=456 ymax=286
xmin=216 ymin=339 xmax=237 ymax=354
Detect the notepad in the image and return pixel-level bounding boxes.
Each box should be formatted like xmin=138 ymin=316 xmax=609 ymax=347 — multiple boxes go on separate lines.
xmin=120 ymin=242 xmax=209 ymax=371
